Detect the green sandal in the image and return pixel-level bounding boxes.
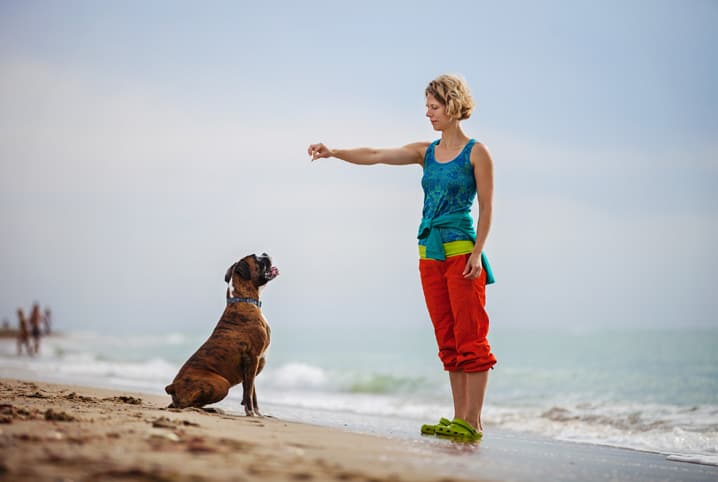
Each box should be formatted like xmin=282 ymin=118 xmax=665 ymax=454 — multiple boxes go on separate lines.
xmin=434 ymin=418 xmax=483 ymax=442
xmin=420 ymin=417 xmax=452 ymax=435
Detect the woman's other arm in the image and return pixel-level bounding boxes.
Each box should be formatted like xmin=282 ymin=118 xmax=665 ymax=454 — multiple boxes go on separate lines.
xmin=463 ymin=142 xmax=494 ymax=279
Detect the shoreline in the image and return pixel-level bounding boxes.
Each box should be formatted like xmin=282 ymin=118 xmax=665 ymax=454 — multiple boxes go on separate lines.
xmin=0 ymin=378 xmax=477 ymax=482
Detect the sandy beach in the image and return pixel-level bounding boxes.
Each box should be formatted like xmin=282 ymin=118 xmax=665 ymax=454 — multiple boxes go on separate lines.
xmin=3 ymin=378 xmax=717 ymax=482
xmin=0 ymin=378 xmax=478 ymax=482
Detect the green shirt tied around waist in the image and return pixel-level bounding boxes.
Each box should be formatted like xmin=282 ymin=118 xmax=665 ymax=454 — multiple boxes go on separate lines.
xmin=417 ymin=211 xmax=496 ymax=284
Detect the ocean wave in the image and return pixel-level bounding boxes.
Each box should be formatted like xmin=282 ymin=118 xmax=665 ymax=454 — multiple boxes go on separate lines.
xmin=260 ymin=362 xmax=433 ymax=395
xmin=263 ymin=362 xmax=329 ymax=388
xmin=0 ymin=334 xmax=179 ymax=389
xmin=539 ymin=404 xmax=718 ymax=432
xmin=344 ymin=373 xmax=428 ymax=394
xmin=487 ymin=402 xmax=718 ymax=466
xmin=45 ymin=331 xmax=194 ymax=349
xmin=666 ymin=454 xmax=718 ymax=466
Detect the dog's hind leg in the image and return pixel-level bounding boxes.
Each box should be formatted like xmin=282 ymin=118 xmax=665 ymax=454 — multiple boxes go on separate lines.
xmin=171 ymin=375 xmax=229 ymax=408
xmin=197 ymin=374 xmax=230 ymax=407
xmin=240 ymin=353 xmax=260 ymax=416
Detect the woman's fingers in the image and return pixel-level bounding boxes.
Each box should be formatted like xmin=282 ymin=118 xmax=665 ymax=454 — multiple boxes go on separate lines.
xmin=308 ymin=144 xmax=318 ymax=157
xmin=463 ymin=260 xmax=483 ymax=279
xmin=307 ymin=143 xmax=325 ymax=160
xmin=469 ymin=266 xmax=483 ymax=279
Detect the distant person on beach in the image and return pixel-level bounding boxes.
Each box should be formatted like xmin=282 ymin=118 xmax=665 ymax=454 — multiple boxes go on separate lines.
xmin=43 ymin=308 xmax=52 ymax=335
xmin=308 ymin=74 xmax=496 ymax=442
xmin=16 ymin=308 xmax=32 ymax=356
xmin=29 ymin=303 xmax=42 ymax=355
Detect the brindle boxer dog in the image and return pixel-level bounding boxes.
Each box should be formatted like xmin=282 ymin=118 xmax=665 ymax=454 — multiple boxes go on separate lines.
xmin=165 ymin=253 xmax=279 ymax=415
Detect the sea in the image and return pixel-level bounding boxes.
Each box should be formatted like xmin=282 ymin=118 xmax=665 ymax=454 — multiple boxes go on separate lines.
xmin=1 ymin=324 xmax=716 ymax=468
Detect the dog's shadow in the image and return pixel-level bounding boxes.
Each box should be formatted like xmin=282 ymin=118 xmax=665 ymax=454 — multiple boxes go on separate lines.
xmin=163 ymin=406 xmax=225 ymax=415
xmin=161 ymin=405 xmax=276 ymax=422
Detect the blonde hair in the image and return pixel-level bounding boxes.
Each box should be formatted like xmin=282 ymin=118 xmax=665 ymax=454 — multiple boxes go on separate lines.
xmin=425 ymin=74 xmax=475 ymax=121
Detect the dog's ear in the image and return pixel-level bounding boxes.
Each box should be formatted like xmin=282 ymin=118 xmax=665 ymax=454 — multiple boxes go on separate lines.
xmin=224 ymin=263 xmax=236 ymax=283
xmin=235 ymin=259 xmax=251 ymax=280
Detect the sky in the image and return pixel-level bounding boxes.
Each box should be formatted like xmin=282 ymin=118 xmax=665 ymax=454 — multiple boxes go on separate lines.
xmin=1 ymin=0 xmax=716 ymax=336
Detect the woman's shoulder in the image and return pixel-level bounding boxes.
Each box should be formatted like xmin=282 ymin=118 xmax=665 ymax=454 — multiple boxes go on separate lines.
xmin=403 ymin=141 xmax=434 ymax=162
xmin=405 ymin=140 xmax=434 ymax=150
xmin=468 ymin=140 xmax=492 ymax=166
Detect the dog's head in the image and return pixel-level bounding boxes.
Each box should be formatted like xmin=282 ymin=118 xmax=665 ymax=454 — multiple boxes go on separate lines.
xmin=224 ymin=253 xmax=279 ymax=292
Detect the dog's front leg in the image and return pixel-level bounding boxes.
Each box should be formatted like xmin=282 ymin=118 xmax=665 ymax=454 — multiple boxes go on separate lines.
xmin=240 ymin=354 xmax=260 ymax=416
xmin=252 ymin=388 xmax=261 ymax=417
xmin=252 ymin=357 xmax=266 ymax=416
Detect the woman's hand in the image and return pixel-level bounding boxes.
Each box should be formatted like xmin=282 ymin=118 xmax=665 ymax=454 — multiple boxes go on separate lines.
xmin=462 ymin=251 xmax=483 ymax=279
xmin=307 ymin=143 xmax=332 ymax=161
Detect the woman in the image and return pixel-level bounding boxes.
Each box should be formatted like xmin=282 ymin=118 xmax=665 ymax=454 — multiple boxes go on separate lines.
xmin=308 ymin=74 xmax=496 ymax=442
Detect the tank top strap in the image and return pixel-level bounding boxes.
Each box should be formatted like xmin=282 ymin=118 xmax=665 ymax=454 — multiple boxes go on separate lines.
xmin=461 ymin=138 xmax=477 ymax=164
xmin=464 ymin=138 xmax=477 ymax=155
xmin=424 ymin=139 xmax=441 ymax=164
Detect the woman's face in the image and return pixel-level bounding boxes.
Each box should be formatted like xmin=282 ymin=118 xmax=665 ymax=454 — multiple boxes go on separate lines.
xmin=425 ymin=94 xmax=449 ymax=131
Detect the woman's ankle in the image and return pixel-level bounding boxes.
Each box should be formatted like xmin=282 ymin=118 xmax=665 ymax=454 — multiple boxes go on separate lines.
xmin=461 ymin=416 xmax=481 ymax=431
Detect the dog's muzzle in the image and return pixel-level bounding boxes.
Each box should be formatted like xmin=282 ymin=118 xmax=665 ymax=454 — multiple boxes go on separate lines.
xmin=259 ymin=253 xmax=279 ymax=282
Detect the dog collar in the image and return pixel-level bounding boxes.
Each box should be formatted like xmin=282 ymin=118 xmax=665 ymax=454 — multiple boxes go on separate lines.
xmin=226 ymin=297 xmax=262 ymax=308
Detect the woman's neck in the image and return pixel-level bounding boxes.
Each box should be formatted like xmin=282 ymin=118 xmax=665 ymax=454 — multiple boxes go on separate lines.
xmin=440 ymin=125 xmax=469 ymax=150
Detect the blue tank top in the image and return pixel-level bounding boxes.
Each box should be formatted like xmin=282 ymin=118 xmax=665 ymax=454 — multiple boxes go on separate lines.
xmin=419 ymin=139 xmax=477 ymax=246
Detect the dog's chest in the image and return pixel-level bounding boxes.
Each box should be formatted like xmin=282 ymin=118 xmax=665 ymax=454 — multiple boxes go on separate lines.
xmin=218 ymin=309 xmax=270 ymax=346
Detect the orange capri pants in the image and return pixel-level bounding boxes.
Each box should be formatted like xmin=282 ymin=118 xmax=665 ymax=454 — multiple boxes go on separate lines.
xmin=419 ymin=253 xmax=497 ymax=373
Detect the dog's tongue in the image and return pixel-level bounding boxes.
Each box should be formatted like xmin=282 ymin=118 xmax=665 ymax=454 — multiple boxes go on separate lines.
xmin=270 ymin=266 xmax=279 ymax=278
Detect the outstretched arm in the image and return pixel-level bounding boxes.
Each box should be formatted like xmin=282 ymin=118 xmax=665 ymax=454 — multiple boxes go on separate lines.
xmin=308 ymin=142 xmax=429 ymax=166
